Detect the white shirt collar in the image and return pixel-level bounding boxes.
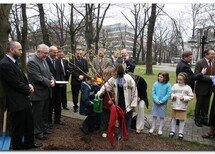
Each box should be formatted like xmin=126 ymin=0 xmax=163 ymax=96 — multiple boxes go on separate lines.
xmin=6 ymin=54 xmax=16 ymax=63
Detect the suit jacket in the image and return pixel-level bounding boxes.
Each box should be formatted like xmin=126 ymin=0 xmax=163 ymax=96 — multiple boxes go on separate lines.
xmin=46 ymin=57 xmax=64 ymax=81
xmin=92 ymin=57 xmax=112 ymax=76
xmin=0 ymin=55 xmax=30 ymax=112
xmin=176 ymin=59 xmax=203 ymax=90
xmin=27 ymin=54 xmax=54 ymax=101
xmin=69 ymin=57 xmax=88 ymax=86
xmin=194 ymin=58 xmax=215 ymax=95
xmin=116 ymin=57 xmax=136 ymax=73
xmin=62 ymin=59 xmax=70 ymax=81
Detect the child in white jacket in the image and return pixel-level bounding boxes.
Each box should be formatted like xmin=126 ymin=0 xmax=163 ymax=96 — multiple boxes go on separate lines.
xmin=169 ymin=72 xmax=194 ymax=140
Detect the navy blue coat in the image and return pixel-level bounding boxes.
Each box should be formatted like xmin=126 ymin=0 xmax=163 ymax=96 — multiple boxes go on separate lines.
xmin=79 ymin=82 xmax=100 ymax=116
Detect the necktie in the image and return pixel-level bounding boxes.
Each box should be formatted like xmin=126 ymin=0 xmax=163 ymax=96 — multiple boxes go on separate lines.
xmin=99 ymin=58 xmax=103 ymax=67
xmin=15 ymin=61 xmax=19 ymax=66
xmin=42 ymin=60 xmax=47 ymax=70
xmin=61 ymin=60 xmax=65 ymax=76
xmin=52 ymin=59 xmax=56 ymax=69
xmin=209 ymin=60 xmax=213 ymax=75
xmin=15 ymin=61 xmax=21 ymax=71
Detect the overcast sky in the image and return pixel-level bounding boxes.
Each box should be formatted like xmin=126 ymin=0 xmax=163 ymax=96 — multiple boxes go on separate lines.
xmin=103 ymin=4 xmax=189 ymax=26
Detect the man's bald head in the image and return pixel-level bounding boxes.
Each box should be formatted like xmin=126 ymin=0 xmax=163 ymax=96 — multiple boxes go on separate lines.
xmin=49 ymin=46 xmax=58 ymax=59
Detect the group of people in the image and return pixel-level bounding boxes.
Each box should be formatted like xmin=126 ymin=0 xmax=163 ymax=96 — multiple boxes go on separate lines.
xmin=148 ymin=48 xmax=215 ymax=141
xmin=0 ymin=41 xmax=70 ymax=150
xmin=1 ymin=40 xmax=215 ymax=150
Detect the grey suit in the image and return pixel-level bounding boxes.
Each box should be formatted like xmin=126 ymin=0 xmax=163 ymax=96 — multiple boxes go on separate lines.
xmin=27 ymin=54 xmax=54 ymax=135
xmin=194 ymin=58 xmax=215 ymax=124
xmin=91 ymin=57 xmax=112 ymax=76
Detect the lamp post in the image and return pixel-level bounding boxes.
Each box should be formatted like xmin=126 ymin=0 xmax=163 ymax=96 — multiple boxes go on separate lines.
xmin=188 ymin=27 xmax=215 ymax=58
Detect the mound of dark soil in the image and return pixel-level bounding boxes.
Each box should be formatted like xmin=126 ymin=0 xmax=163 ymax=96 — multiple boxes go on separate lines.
xmin=32 ymin=116 xmax=214 ymax=151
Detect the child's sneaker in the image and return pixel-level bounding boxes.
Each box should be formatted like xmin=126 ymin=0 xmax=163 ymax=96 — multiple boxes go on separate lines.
xmin=149 ymin=128 xmax=154 ymax=134
xmin=169 ymin=131 xmax=175 ymax=138
xmin=158 ymin=130 xmax=162 ymax=135
xmin=178 ymin=133 xmax=184 ymax=140
xmin=102 ymin=133 xmax=107 ymax=138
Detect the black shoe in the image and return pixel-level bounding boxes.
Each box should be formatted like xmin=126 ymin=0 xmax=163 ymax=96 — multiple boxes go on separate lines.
xmin=25 ymin=143 xmax=43 ymax=149
xmin=80 ymin=126 xmax=89 ymax=135
xmin=74 ymin=108 xmax=78 ymax=113
xmin=35 ymin=133 xmax=48 ymax=140
xmin=202 ymin=133 xmax=215 ymax=139
xmin=63 ymin=107 xmax=70 ymax=110
xmin=201 ymin=121 xmax=209 ymax=126
xmin=44 ymin=123 xmax=53 ymax=129
xmin=54 ymin=121 xmax=65 ymax=125
xmin=44 ymin=130 xmax=53 ymax=134
xmin=195 ymin=121 xmax=202 ymax=127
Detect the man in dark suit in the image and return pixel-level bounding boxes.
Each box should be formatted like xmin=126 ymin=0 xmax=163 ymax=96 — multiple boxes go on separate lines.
xmin=0 ymin=41 xmax=42 ymax=150
xmin=194 ymin=48 xmax=215 ymax=127
xmin=27 ymin=44 xmax=55 ymax=140
xmin=116 ymin=48 xmax=136 ymax=73
xmin=176 ymin=51 xmax=207 ymax=126
xmin=46 ymin=46 xmax=65 ymax=125
xmin=69 ymin=48 xmax=88 ymax=113
xmin=57 ymin=50 xmax=70 ymax=110
xmin=176 ymin=51 xmax=206 ymax=90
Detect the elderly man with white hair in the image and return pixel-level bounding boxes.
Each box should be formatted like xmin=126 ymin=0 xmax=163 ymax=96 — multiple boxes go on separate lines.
xmin=27 ymin=44 xmax=55 ymax=140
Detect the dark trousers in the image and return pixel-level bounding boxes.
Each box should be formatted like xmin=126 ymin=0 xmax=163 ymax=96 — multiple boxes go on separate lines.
xmin=11 ymin=106 xmax=34 ymax=150
xmin=32 ymin=99 xmax=48 ymax=135
xmin=195 ymin=92 xmax=212 ymax=123
xmin=61 ymin=85 xmax=68 ymax=108
xmin=101 ymin=108 xmax=110 ymax=133
xmin=209 ymin=93 xmax=215 ymax=127
xmin=48 ymin=86 xmax=62 ymax=123
xmin=71 ymin=84 xmax=81 ymax=110
xmin=82 ymin=115 xmax=97 ymax=132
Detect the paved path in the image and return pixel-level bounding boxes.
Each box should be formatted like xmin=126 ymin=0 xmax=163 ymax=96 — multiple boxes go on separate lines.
xmin=62 ymin=101 xmax=215 ymax=147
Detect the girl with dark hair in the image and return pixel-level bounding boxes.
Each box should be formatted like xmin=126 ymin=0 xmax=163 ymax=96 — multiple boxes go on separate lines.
xmin=149 ymin=72 xmax=171 ymax=136
xmin=169 ymin=72 xmax=194 ymax=140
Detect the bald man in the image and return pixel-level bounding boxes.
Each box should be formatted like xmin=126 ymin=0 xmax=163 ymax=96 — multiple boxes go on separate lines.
xmin=46 ymin=46 xmax=65 ymax=126
xmin=0 ymin=41 xmax=42 ymax=149
xmin=116 ymin=49 xmax=136 ymax=73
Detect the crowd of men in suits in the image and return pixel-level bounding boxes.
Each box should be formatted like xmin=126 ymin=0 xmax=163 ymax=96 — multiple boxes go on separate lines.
xmin=0 ymin=41 xmax=136 ymax=150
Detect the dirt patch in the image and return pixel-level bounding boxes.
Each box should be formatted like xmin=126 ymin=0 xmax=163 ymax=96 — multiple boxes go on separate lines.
xmin=31 ymin=116 xmax=215 ymax=151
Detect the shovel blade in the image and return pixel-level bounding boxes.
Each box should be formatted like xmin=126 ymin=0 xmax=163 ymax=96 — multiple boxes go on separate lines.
xmin=0 ymin=133 xmax=11 ymax=151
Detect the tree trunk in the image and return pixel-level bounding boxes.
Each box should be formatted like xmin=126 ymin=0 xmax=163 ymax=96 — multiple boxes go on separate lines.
xmin=0 ymin=4 xmax=12 ymax=59
xmin=21 ymin=4 xmax=27 ymax=73
xmin=0 ymin=4 xmax=12 ymax=135
xmin=70 ymin=4 xmax=75 ymax=55
xmin=146 ymin=4 xmax=157 ymax=74
xmin=85 ymin=4 xmax=94 ymax=56
xmin=37 ymin=4 xmax=51 ymax=46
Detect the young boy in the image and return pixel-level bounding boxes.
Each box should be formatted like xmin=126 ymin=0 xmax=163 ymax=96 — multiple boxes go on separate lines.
xmin=79 ymin=76 xmax=100 ymax=134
